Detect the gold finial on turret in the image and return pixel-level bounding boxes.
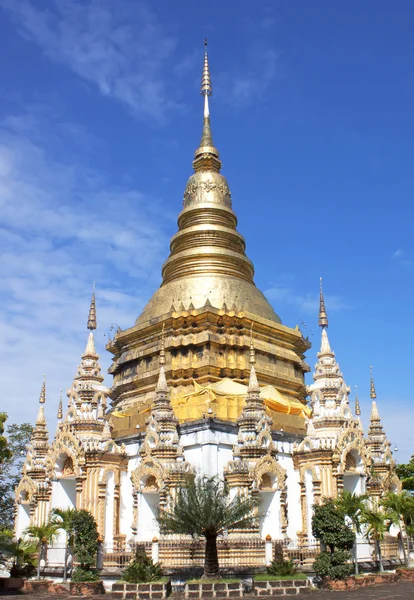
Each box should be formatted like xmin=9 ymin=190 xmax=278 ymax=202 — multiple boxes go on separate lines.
xmin=160 ymin=324 xmax=166 ymax=366
xmin=39 ymin=374 xmax=46 ymax=404
xmin=249 ymin=322 xmax=256 ymax=365
xmin=354 ymin=385 xmax=361 ymax=416
xmin=201 ymin=38 xmax=213 ymax=101
xmin=370 ymin=365 xmax=377 ymax=399
xmin=193 ymin=39 xmax=221 ymax=173
xmin=87 ymin=283 xmax=97 ymax=331
xmin=318 ymin=277 xmax=328 ymax=328
xmin=57 ymin=389 xmax=63 ymax=420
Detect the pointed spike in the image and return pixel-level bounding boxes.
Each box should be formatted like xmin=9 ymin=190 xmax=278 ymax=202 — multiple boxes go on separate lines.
xmin=87 ymin=285 xmax=97 ymax=331
xmin=319 ymin=277 xmax=328 ymax=328
xmin=249 ymin=322 xmax=256 ymax=365
xmin=159 ymin=324 xmax=166 ymax=366
xmin=39 ymin=376 xmax=46 ymax=404
xmin=370 ymin=365 xmax=377 ymax=399
xmin=247 ymin=364 xmax=260 ymax=393
xmin=320 ymin=328 xmax=332 ymax=354
xmin=354 ymin=385 xmax=361 ymax=416
xmin=155 ymin=365 xmax=168 ymax=393
xmin=83 ymin=331 xmax=97 ymax=357
xmin=57 ymin=390 xmax=63 ymax=420
xmin=370 ymin=400 xmax=380 ymax=421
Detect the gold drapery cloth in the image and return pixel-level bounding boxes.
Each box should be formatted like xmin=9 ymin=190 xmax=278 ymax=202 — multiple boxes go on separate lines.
xmin=110 ymin=378 xmax=310 ymax=435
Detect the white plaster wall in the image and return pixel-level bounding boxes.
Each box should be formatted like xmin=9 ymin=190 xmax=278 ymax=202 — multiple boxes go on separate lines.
xmin=137 ymin=492 xmax=160 ymax=541
xmin=278 ymin=452 xmax=301 ymax=540
xmin=260 ymin=491 xmax=281 ymax=539
xmin=181 ymin=429 xmax=236 ymax=478
xmin=16 ymin=504 xmax=30 ymax=539
xmin=104 ymin=471 xmax=115 ymax=549
xmin=305 ymin=469 xmax=314 ymax=538
xmin=119 ymin=470 xmax=133 ymax=542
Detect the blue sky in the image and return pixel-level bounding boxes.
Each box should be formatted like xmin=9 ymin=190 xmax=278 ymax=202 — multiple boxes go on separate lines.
xmin=0 ymin=0 xmax=412 ymax=461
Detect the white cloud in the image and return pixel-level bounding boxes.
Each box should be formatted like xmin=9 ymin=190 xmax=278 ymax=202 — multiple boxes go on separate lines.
xmin=0 ymin=111 xmax=171 ymax=430
xmin=392 ymin=248 xmax=411 ymax=266
xmin=264 ymin=285 xmax=349 ymax=315
xmin=0 ymin=0 xmax=180 ymax=121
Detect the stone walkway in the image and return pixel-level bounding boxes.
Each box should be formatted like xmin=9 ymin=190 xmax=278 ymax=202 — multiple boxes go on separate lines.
xmin=1 ymin=582 xmax=414 ymax=599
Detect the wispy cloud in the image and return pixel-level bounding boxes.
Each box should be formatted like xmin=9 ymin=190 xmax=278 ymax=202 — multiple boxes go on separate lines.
xmin=216 ymin=43 xmax=281 ymax=110
xmin=0 ymin=109 xmax=171 ymax=428
xmin=0 ymin=0 xmax=179 ymax=121
xmin=264 ymin=285 xmax=349 ymax=315
xmin=392 ymin=248 xmax=412 ymax=266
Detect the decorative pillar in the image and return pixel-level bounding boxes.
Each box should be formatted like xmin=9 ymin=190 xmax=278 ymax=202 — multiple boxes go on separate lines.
xmin=265 ymin=534 xmax=273 ymax=566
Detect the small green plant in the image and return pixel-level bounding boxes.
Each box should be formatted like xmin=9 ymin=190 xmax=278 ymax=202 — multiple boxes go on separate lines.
xmin=122 ymin=545 xmax=163 ymax=583
xmin=71 ymin=567 xmax=100 ymax=582
xmin=266 ymin=558 xmax=297 ymax=576
xmin=313 ymin=551 xmax=352 ymax=580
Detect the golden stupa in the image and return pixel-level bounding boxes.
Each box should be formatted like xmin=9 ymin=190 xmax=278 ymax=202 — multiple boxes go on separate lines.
xmin=107 ymin=44 xmax=310 ymax=437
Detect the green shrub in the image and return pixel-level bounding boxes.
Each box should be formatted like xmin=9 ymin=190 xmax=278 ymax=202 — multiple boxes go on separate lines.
xmin=313 ymin=551 xmax=352 ymax=580
xmin=121 ymin=545 xmax=163 ymax=583
xmin=70 ymin=510 xmax=99 ymax=572
xmin=266 ymin=558 xmax=297 ymax=576
xmin=71 ymin=567 xmax=100 ymax=582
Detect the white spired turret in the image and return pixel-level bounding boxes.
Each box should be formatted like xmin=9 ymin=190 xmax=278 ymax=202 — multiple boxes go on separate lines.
xmin=307 ymin=279 xmax=356 ymax=430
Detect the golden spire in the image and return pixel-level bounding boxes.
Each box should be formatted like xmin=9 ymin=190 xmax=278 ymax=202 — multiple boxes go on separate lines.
xmin=159 ymin=324 xmax=166 ymax=366
xmin=57 ymin=389 xmax=63 ymax=420
xmin=370 ymin=365 xmax=377 ymax=399
xmin=87 ymin=284 xmax=97 ymax=331
xmin=39 ymin=375 xmax=46 ymax=404
xmin=193 ymin=39 xmax=221 ymax=173
xmin=319 ymin=277 xmax=328 ymax=328
xmin=36 ymin=376 xmax=46 ymax=425
xmin=354 ymin=385 xmax=361 ymax=416
xmin=370 ymin=399 xmax=380 ymax=421
xmin=249 ymin=322 xmax=255 ymax=365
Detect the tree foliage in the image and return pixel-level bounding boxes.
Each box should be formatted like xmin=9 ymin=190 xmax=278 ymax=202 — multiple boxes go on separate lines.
xmin=312 ymin=498 xmax=354 ymax=553
xmin=25 ymin=520 xmax=60 ymax=579
xmin=396 ymin=457 xmax=414 ymax=492
xmin=158 ymin=477 xmax=259 ymax=578
xmin=335 ymin=491 xmax=367 ymax=574
xmin=312 ymin=498 xmax=353 ymax=581
xmin=0 ymin=421 xmax=33 ymax=530
xmin=70 ymin=509 xmax=99 ymax=581
xmin=0 ymin=414 xmax=12 ymax=466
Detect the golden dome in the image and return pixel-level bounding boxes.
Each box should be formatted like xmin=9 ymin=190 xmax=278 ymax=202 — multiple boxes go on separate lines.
xmin=136 ymin=47 xmax=280 ymax=326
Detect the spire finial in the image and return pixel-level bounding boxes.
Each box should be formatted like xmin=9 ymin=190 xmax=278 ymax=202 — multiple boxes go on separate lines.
xmin=39 ymin=374 xmax=46 ymax=404
xmin=249 ymin=322 xmax=256 ymax=365
xmin=201 ymin=38 xmax=212 ymax=117
xmin=193 ymin=40 xmax=221 ymax=172
xmin=87 ymin=283 xmax=97 ymax=331
xmin=57 ymin=389 xmax=63 ymax=420
xmin=160 ymin=324 xmax=166 ymax=366
xmin=354 ymin=385 xmax=361 ymax=416
xmin=370 ymin=365 xmax=377 ymax=399
xmin=318 ymin=277 xmax=328 ymax=328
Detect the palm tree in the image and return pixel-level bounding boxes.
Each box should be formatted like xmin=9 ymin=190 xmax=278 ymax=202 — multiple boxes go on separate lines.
xmin=51 ymin=508 xmax=76 ymax=581
xmin=335 ymin=491 xmax=367 ymax=575
xmin=381 ymin=491 xmax=413 ymax=567
xmin=158 ymin=477 xmax=259 ymax=579
xmin=0 ymin=532 xmax=37 ymax=577
xmin=361 ymin=509 xmax=388 ymax=573
xmin=24 ymin=521 xmax=60 ymax=579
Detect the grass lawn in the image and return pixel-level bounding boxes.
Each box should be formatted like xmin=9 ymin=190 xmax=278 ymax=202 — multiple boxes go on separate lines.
xmin=254 ymin=573 xmax=307 ymax=581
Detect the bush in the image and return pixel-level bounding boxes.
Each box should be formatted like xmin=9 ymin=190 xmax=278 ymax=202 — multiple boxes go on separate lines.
xmin=121 ymin=545 xmax=163 ymax=583
xmin=312 ymin=499 xmax=354 ymax=552
xmin=266 ymin=558 xmax=297 ymax=576
xmin=70 ymin=510 xmax=99 ymax=571
xmin=71 ymin=567 xmax=100 ymax=582
xmin=313 ymin=551 xmax=352 ymax=580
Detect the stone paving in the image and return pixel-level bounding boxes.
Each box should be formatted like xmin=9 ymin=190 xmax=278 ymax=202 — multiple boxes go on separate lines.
xmin=1 ymin=582 xmax=414 ymax=599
